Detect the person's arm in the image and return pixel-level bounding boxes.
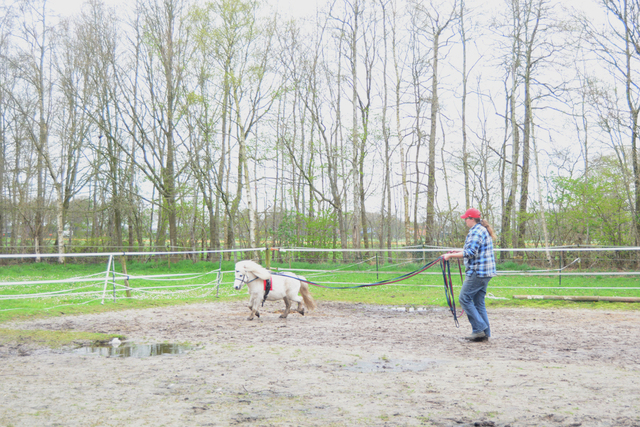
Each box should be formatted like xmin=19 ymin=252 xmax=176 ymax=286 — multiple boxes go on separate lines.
xmin=442 ymin=250 xmax=463 ymax=261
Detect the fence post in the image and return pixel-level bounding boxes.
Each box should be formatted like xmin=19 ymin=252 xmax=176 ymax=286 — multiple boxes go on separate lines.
xmin=120 ymin=254 xmax=132 ymax=298
xmin=265 ymin=247 xmax=271 ymax=270
xmin=559 ymin=250 xmax=564 ymax=287
xmin=101 ymin=254 xmax=113 ymax=305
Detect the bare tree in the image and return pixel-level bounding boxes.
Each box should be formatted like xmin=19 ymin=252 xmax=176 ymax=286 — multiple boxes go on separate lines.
xmin=460 ymin=0 xmax=470 ymax=209
xmin=231 ymin=16 xmax=280 ymax=256
xmin=588 ymin=0 xmax=640 ymax=245
xmin=118 ymin=0 xmax=191 ymax=255
xmin=44 ymin=15 xmax=96 ymax=260
xmin=4 ymin=0 xmax=57 ymax=260
xmin=0 ymin=4 xmax=13 ymax=250
xmin=285 ymin=9 xmax=351 ymax=259
xmin=405 ymin=0 xmax=457 ymax=245
xmin=416 ymin=0 xmax=457 ymax=245
xmin=493 ymin=0 xmax=548 ymax=254
xmin=328 ymin=0 xmax=367 ymax=257
xmin=379 ymin=0 xmax=393 ymax=262
xmin=390 ymin=0 xmax=411 ymax=246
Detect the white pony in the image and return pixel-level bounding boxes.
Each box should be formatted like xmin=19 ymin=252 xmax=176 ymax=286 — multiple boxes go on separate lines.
xmin=233 ymin=260 xmax=317 ymax=320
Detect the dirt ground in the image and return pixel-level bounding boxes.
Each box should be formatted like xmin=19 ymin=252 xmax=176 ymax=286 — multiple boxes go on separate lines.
xmin=1 ymin=300 xmax=639 ymax=427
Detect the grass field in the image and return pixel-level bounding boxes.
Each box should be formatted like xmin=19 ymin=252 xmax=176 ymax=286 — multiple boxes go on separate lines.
xmin=1 ymin=257 xmax=639 ymax=326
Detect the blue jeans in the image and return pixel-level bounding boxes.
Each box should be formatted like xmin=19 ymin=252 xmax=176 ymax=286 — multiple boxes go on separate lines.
xmin=459 ymin=273 xmax=491 ymax=337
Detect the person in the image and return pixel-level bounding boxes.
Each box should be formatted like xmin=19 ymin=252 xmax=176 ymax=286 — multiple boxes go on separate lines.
xmin=443 ymin=208 xmax=497 ymax=341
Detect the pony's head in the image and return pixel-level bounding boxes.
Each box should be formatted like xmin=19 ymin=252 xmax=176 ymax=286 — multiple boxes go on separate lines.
xmin=233 ymin=260 xmax=271 ymax=290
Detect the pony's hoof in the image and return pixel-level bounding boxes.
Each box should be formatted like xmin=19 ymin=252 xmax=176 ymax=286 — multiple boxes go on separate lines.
xmin=298 ymin=309 xmax=305 ymax=316
xmin=255 ymin=312 xmax=260 ymax=318
xmin=279 ymin=314 xmax=288 ymax=318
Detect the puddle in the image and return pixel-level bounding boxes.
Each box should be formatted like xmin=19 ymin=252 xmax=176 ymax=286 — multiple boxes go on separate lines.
xmin=74 ymin=342 xmax=194 ymax=358
xmin=344 ymin=358 xmax=445 ymax=373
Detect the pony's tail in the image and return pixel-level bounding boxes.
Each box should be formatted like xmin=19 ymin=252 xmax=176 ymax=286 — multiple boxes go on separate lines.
xmin=299 ymin=278 xmax=317 ymax=311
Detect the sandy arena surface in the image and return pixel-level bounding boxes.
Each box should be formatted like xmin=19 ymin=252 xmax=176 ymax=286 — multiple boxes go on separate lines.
xmin=1 ymin=300 xmax=639 ymax=427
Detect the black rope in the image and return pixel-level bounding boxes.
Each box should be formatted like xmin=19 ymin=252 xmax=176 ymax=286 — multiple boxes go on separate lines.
xmin=440 ymin=259 xmax=460 ymax=327
xmin=271 ymin=256 xmax=462 ymax=327
xmin=274 ymin=257 xmax=443 ymax=290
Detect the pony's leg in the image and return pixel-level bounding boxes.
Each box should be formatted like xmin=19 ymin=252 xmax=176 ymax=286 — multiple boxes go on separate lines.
xmin=286 ymin=278 xmax=306 ymax=316
xmin=279 ymin=296 xmax=291 ymax=318
xmin=288 ymin=295 xmax=304 ymax=315
xmin=247 ymin=295 xmax=255 ymax=320
xmin=288 ymin=294 xmax=305 ymax=315
xmin=247 ymin=294 xmax=261 ymax=320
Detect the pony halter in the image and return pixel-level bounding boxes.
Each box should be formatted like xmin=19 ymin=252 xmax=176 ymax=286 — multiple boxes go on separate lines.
xmin=234 ymin=273 xmax=260 ymax=288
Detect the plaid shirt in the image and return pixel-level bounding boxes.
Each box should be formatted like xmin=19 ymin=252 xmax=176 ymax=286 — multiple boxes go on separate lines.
xmin=463 ymin=223 xmax=497 ymax=278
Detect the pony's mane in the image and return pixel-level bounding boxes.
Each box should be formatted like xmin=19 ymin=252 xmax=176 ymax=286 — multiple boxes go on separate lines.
xmin=237 ymin=260 xmax=271 ymax=280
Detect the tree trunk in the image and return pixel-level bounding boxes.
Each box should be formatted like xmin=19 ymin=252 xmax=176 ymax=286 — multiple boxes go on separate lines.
xmin=517 ymin=6 xmax=541 ymax=251
xmin=426 ymin=31 xmax=440 ymax=246
xmin=393 ymin=6 xmax=411 ymax=247
xmin=461 ymin=0 xmax=470 ymax=209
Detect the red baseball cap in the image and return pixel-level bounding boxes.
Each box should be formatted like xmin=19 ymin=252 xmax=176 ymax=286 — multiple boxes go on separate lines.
xmin=461 ymin=208 xmax=481 ymax=219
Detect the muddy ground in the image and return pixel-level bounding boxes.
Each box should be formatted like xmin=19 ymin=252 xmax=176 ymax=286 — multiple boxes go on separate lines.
xmin=0 ymin=300 xmax=639 ymax=427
